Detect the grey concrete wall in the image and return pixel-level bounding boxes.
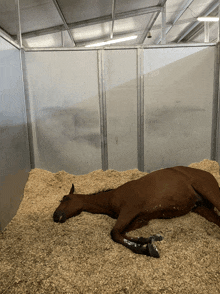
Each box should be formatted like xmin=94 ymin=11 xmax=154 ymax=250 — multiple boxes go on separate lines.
xmin=0 ymin=37 xmax=31 ymax=231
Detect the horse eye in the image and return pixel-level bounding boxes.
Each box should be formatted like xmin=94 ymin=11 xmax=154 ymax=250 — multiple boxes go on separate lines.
xmin=60 ymin=196 xmax=70 ymax=202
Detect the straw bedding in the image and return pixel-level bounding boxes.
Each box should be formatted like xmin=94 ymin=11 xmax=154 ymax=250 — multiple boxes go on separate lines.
xmin=1 ymin=159 xmax=220 ymax=294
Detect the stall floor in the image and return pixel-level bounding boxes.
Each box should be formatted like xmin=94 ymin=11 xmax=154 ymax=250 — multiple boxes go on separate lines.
xmin=0 ymin=159 xmax=220 ymax=293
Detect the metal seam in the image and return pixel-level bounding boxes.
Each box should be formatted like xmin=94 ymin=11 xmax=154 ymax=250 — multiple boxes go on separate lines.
xmin=211 ymin=44 xmax=220 ymax=161
xmin=98 ymin=50 xmax=108 ymax=170
xmin=137 ymin=48 xmax=144 ymax=171
xmin=20 ymin=50 xmax=35 ymax=169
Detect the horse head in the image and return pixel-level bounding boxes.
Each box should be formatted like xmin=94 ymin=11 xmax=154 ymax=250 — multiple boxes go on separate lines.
xmin=53 ymin=184 xmax=83 ymax=223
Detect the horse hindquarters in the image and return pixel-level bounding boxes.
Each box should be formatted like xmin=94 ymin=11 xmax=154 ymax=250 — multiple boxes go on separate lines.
xmin=190 ymin=174 xmax=220 ymax=228
xmin=192 ymin=205 xmax=220 ymax=227
xmin=191 ymin=182 xmax=220 ymax=222
xmin=175 ymin=167 xmax=220 ymax=210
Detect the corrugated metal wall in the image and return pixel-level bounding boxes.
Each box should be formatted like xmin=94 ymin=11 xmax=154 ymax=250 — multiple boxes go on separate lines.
xmin=0 ymin=37 xmax=31 ymax=231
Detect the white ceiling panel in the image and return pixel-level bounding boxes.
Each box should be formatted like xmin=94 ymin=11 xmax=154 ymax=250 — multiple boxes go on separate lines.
xmin=114 ymin=14 xmax=155 ymax=34
xmin=72 ymin=22 xmax=111 ymax=44
xmin=0 ymin=0 xmax=17 ymax=35
xmin=57 ymin=0 xmax=112 ymax=23
xmin=166 ymin=22 xmax=193 ymax=43
xmin=115 ymin=0 xmax=161 ymax=14
xmin=19 ymin=0 xmax=63 ymax=34
xmin=23 ymin=32 xmax=63 ymax=48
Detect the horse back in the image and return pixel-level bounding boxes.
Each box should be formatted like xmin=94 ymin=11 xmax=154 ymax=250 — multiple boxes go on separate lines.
xmin=110 ymin=166 xmax=220 ymax=215
xmin=110 ymin=167 xmax=197 ymax=212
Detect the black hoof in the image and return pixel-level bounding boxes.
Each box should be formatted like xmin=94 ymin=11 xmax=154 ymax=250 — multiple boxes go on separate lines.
xmin=140 ymin=242 xmax=160 ymax=257
xmin=147 ymin=243 xmax=160 ymax=258
xmin=152 ymin=234 xmax=163 ymax=242
xmin=138 ymin=234 xmax=163 ymax=245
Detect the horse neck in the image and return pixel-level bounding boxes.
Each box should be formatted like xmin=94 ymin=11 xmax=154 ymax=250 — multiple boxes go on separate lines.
xmin=79 ymin=190 xmax=114 ymax=215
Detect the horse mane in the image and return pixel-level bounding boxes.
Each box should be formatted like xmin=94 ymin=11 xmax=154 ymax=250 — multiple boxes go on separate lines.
xmin=90 ymin=188 xmax=113 ymax=195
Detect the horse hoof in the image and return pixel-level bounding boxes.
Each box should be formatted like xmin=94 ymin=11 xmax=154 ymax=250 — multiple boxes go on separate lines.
xmin=147 ymin=243 xmax=160 ymax=258
xmin=153 ymin=234 xmax=163 ymax=242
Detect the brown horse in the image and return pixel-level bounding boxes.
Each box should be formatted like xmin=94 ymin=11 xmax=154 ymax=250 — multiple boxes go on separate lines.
xmin=53 ymin=166 xmax=220 ymax=258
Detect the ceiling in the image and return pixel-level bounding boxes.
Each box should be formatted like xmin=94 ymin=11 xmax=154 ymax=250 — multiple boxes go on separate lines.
xmin=0 ymin=0 xmax=219 ymax=49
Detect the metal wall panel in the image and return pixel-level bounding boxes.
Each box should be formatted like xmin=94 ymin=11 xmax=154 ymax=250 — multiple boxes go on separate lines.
xmin=144 ymin=46 xmax=215 ymax=172
xmin=24 ymin=51 xmax=101 ymax=175
xmin=105 ymin=50 xmax=137 ymax=171
xmin=0 ymin=37 xmax=30 ymax=231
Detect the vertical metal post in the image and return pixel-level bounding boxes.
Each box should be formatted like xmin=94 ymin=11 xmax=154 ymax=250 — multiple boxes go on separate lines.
xmin=211 ymin=44 xmax=220 ymax=161
xmin=15 ymin=0 xmax=22 ymax=47
xmin=98 ymin=50 xmax=108 ymax=171
xmin=218 ymin=0 xmax=220 ymax=42
xmin=204 ymin=22 xmax=209 ymax=43
xmin=20 ymin=49 xmax=35 ymax=169
xmin=161 ymin=3 xmax=166 ymax=45
xmin=61 ymin=31 xmax=64 ymax=47
xmin=137 ymin=48 xmax=144 ymax=171
xmin=213 ymin=0 xmax=220 ymax=160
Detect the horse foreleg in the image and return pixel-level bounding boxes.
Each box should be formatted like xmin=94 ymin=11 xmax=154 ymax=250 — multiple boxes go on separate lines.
xmin=110 ymin=207 xmax=161 ymax=257
xmin=124 ymin=234 xmax=163 ymax=245
xmin=192 ymin=206 xmax=220 ymax=227
xmin=122 ymin=218 xmax=163 ymax=244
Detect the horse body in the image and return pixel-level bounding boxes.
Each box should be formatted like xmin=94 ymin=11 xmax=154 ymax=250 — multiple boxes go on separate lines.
xmin=53 ymin=166 xmax=220 ymax=258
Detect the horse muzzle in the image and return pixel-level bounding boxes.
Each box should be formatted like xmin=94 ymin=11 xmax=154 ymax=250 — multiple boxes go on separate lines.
xmin=53 ymin=211 xmax=67 ymax=223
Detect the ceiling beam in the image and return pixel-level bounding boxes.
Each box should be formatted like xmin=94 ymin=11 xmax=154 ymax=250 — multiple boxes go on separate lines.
xmin=16 ymin=17 xmax=197 ymax=42
xmin=21 ymin=5 xmax=161 ymax=40
xmin=51 ymin=0 xmax=75 ymax=46
xmin=180 ymin=8 xmax=218 ymax=41
xmin=110 ymin=0 xmax=116 ymax=39
xmin=15 ymin=0 xmax=22 ymax=48
xmin=139 ymin=0 xmax=167 ymax=44
xmin=218 ymin=0 xmax=220 ymax=41
xmin=147 ymin=18 xmax=197 ymax=32
xmin=161 ymin=3 xmax=166 ymax=44
xmin=183 ymin=20 xmax=214 ymax=42
xmin=24 ymin=43 xmax=215 ymax=52
xmin=77 ymin=30 xmax=140 ymax=47
xmin=0 ymin=27 xmax=20 ymax=49
xmin=155 ymin=0 xmax=194 ymax=44
xmin=139 ymin=11 xmax=161 ymax=44
xmin=175 ymin=0 xmax=219 ymax=43
xmin=204 ymin=22 xmax=210 ymax=42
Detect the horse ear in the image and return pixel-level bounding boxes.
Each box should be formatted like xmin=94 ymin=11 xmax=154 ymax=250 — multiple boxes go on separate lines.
xmin=70 ymin=184 xmax=75 ymax=194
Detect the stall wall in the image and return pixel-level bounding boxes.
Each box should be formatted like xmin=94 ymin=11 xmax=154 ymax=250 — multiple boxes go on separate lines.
xmin=24 ymin=51 xmax=101 ymax=175
xmin=105 ymin=50 xmax=137 ymax=171
xmin=23 ymin=46 xmax=215 ymax=175
xmin=144 ymin=47 xmax=214 ymax=172
xmin=0 ymin=37 xmax=30 ymax=231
